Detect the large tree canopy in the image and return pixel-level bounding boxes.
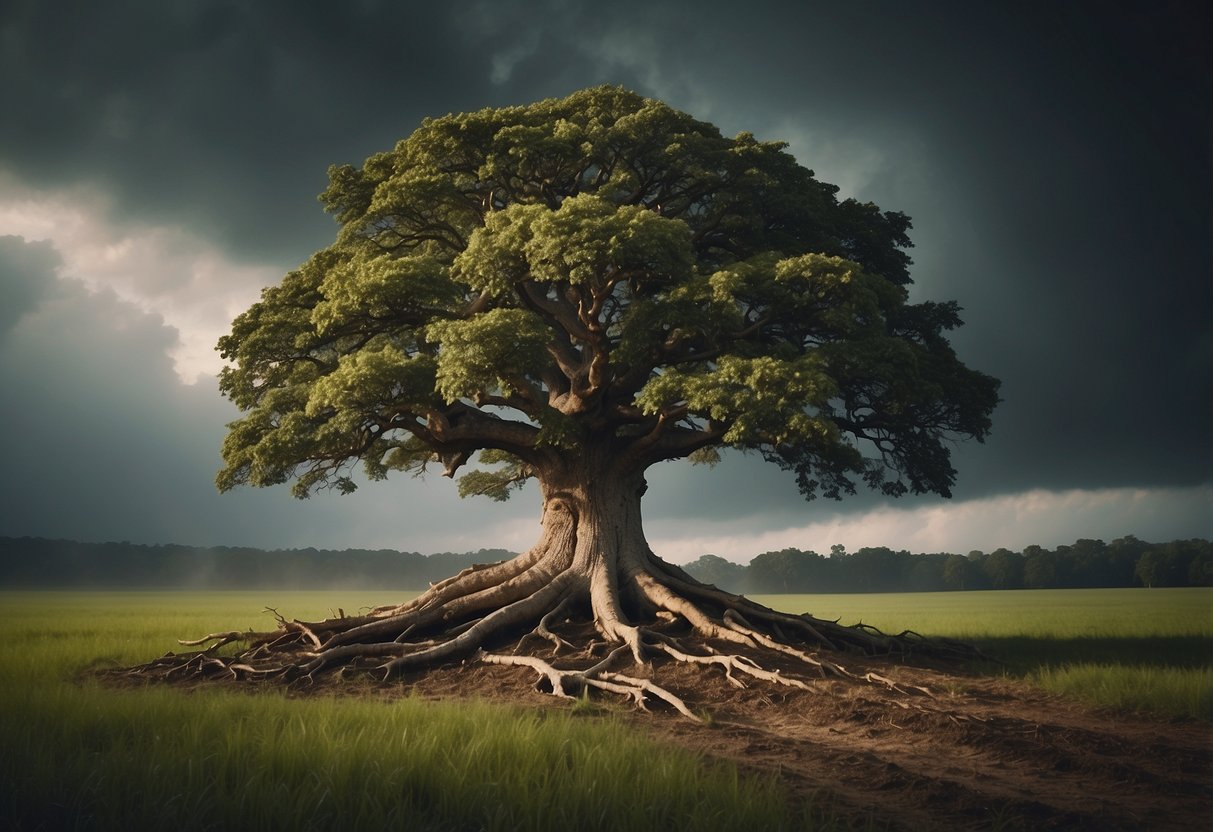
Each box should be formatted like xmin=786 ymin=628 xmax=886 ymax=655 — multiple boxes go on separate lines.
xmin=217 ymin=85 xmax=997 ymax=506
xmin=150 ymin=87 xmax=998 ymax=713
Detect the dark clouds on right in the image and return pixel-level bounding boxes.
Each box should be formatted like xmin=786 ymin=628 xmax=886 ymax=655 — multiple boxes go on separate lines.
xmin=910 ymin=3 xmax=1212 ymax=498
xmin=1 ymin=1 xmax=1209 ymax=526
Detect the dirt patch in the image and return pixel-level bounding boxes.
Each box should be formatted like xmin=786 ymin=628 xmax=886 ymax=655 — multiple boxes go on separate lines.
xmin=630 ymin=660 xmax=1212 ymax=831
xmin=107 ymin=646 xmax=1212 ymax=831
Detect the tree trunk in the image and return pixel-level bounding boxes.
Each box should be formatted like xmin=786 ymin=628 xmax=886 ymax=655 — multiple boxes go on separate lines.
xmin=535 ymin=446 xmax=654 ymax=637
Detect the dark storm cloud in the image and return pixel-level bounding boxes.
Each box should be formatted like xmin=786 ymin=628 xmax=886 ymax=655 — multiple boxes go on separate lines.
xmin=0 ymin=237 xmax=253 ymax=543
xmin=891 ymin=4 xmax=1213 ymax=498
xmin=0 ymin=238 xmax=201 ymax=542
xmin=0 ymin=1 xmax=507 ymax=263
xmin=0 ymin=235 xmax=531 ymax=549
xmin=0 ymin=1 xmax=1208 ymax=534
xmin=0 ymin=235 xmax=59 ymax=335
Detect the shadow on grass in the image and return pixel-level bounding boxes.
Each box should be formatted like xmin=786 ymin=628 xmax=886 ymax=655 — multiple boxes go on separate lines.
xmin=970 ymin=635 xmax=1213 ymax=674
xmin=963 ymin=636 xmax=1213 ymax=721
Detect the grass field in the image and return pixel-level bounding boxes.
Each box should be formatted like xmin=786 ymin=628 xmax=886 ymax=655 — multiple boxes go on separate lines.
xmin=1 ymin=588 xmax=1209 ymax=830
xmin=0 ymin=591 xmax=820 ymax=831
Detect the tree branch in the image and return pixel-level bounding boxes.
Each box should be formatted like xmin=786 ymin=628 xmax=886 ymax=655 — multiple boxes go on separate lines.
xmin=628 ymin=419 xmax=725 ymax=467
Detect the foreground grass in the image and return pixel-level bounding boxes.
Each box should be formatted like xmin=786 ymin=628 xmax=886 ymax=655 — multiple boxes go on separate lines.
xmin=0 ymin=592 xmax=825 ymax=832
xmin=755 ymin=588 xmax=1213 ymax=720
xmin=3 ymin=588 xmax=1208 ymax=830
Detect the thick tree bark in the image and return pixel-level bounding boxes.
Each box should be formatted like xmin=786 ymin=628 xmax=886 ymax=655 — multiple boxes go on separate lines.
xmin=531 ymin=446 xmax=663 ymax=663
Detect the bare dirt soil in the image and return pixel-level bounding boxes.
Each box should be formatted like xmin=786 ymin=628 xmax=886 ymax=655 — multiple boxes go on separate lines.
xmin=625 ymin=657 xmax=1213 ymax=831
xmin=114 ymin=642 xmax=1213 ymax=831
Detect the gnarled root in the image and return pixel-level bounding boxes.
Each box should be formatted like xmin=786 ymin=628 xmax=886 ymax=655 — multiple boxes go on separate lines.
xmin=476 ymin=648 xmax=702 ymax=721
xmin=116 ymin=544 xmax=987 ymax=719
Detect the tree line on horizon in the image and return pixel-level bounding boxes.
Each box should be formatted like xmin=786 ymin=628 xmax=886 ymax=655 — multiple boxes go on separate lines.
xmin=686 ymin=535 xmax=1213 ymax=594
xmin=0 ymin=537 xmax=511 ymax=590
xmin=1 ymin=534 xmax=1209 ymax=593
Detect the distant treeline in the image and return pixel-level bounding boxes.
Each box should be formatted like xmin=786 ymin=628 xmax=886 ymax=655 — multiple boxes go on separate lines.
xmin=2 ymin=535 xmax=1210 ymax=593
xmin=683 ymin=536 xmax=1213 ymax=594
xmin=0 ymin=537 xmax=513 ymax=590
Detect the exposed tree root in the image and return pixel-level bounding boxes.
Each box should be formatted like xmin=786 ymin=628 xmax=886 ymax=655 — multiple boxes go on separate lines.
xmin=119 ymin=538 xmax=989 ymax=719
xmin=476 ymin=648 xmax=702 ymax=721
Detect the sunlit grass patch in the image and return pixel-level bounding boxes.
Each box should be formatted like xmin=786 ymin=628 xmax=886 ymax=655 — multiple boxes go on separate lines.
xmin=1028 ymin=663 xmax=1213 ymax=721
xmin=0 ymin=590 xmax=821 ymax=831
xmin=1 ymin=683 xmax=804 ymax=831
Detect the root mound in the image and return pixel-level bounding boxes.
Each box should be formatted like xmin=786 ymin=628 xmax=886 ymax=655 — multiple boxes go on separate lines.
xmin=117 ymin=546 xmax=982 ymax=721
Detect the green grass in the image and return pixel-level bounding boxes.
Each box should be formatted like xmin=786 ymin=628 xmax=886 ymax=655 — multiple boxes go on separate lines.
xmin=0 ymin=591 xmax=828 ymax=832
xmin=754 ymin=588 xmax=1213 ymax=720
xmin=3 ymin=588 xmax=1209 ymax=830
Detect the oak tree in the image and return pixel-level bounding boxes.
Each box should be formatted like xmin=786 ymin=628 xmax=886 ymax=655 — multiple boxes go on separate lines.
xmin=152 ymin=87 xmax=999 ymax=711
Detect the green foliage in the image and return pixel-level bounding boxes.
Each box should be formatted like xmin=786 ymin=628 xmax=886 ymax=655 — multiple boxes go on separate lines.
xmin=457 ymin=450 xmax=534 ymax=502
xmin=454 ymin=195 xmax=693 ymax=294
xmin=636 ymin=353 xmax=838 ymax=443
xmin=426 ymin=308 xmax=550 ymax=402
xmin=217 ymin=85 xmax=998 ymax=500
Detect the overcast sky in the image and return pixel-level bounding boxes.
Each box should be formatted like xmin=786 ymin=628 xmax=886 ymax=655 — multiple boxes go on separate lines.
xmin=1 ymin=1 xmax=1209 ymax=562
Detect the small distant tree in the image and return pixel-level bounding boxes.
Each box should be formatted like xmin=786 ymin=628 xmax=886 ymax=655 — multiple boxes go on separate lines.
xmin=143 ymin=87 xmax=998 ymax=710
xmin=1069 ymin=538 xmax=1111 ymax=587
xmin=850 ymin=547 xmax=906 ymax=593
xmin=1136 ymin=540 xmax=1204 ymax=588
xmin=1135 ymin=550 xmax=1169 ymax=588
